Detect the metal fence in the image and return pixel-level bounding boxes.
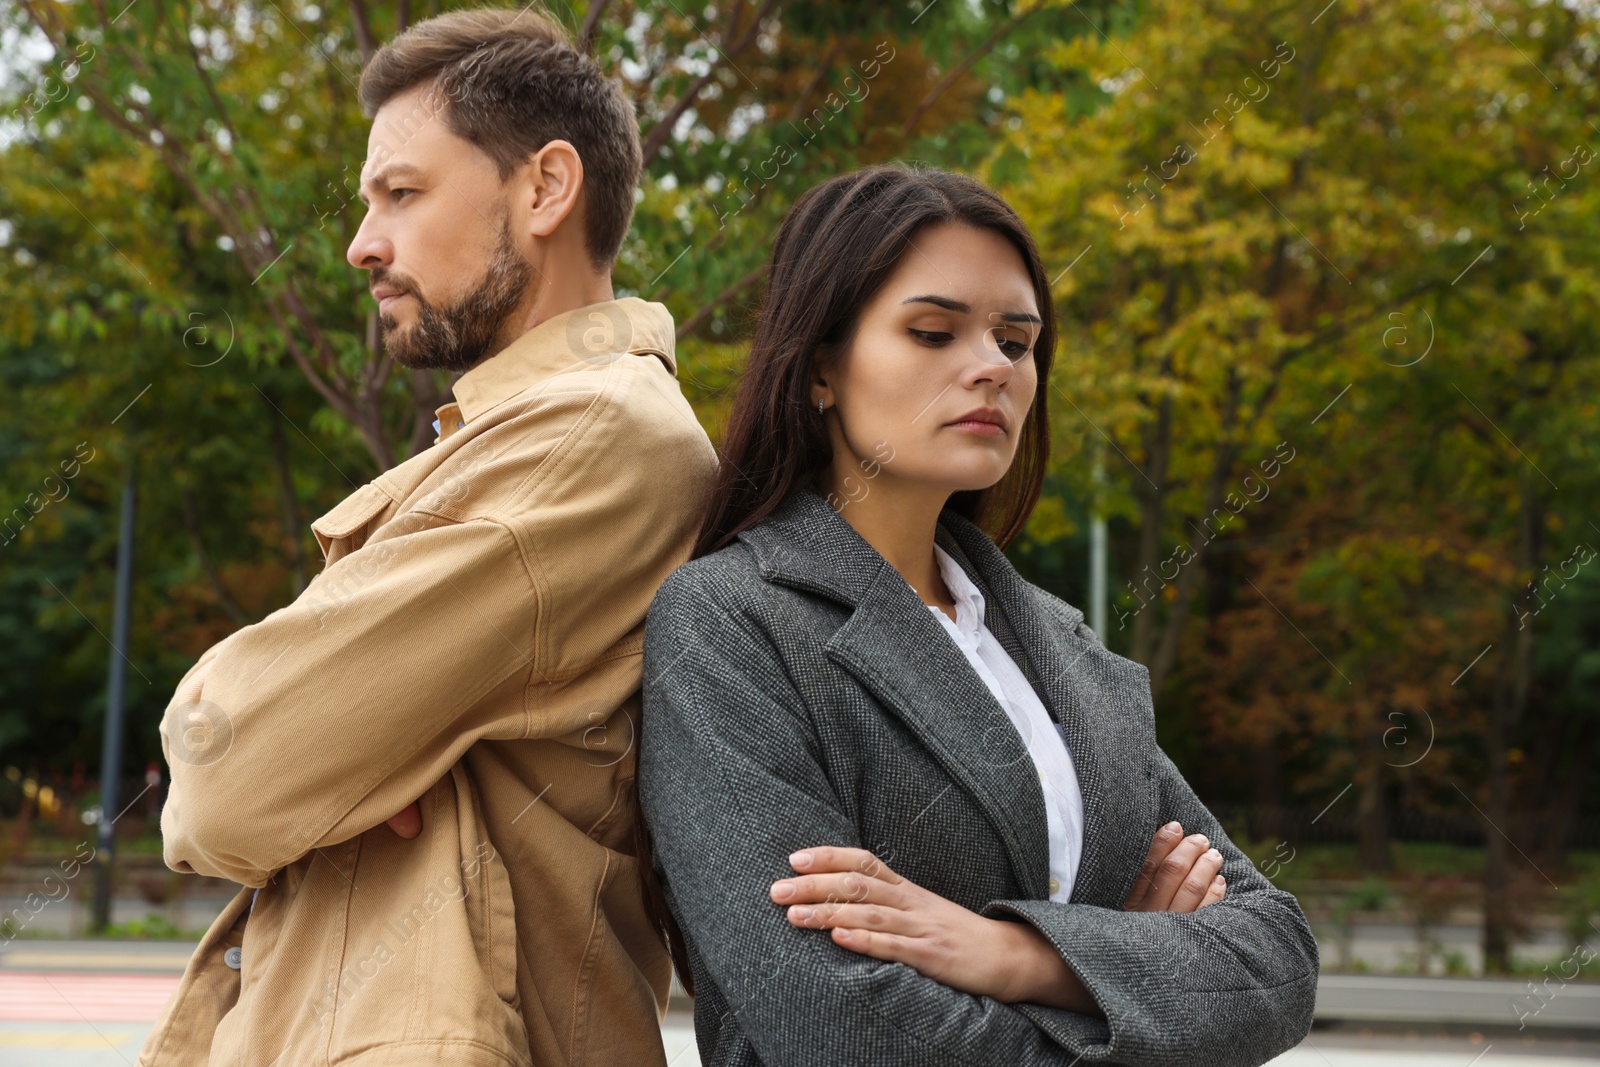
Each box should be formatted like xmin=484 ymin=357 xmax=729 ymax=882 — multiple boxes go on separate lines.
xmin=1210 ymin=803 xmax=1600 ymax=852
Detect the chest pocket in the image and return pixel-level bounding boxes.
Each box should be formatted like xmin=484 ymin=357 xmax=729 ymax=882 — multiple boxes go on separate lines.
xmin=310 ymin=482 xmax=395 ymax=565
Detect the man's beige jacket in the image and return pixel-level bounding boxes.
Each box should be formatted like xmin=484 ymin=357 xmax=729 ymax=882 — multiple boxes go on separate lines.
xmin=137 ymin=297 xmax=717 ymax=1067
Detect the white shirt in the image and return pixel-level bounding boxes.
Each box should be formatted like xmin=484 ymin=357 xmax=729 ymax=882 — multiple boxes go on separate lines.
xmin=921 ymin=544 xmax=1085 ymax=903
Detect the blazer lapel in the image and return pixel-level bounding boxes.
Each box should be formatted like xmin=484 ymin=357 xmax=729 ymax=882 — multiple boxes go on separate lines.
xmin=822 ymin=561 xmax=1053 ymax=899
xmin=937 ymin=514 xmax=1154 ymax=908
xmin=739 ymin=490 xmax=1052 ymax=899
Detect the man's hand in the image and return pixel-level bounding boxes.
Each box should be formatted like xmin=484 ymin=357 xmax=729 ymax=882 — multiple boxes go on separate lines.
xmin=1122 ymin=820 xmax=1226 ymax=912
xmin=386 ymin=801 xmax=423 ymax=839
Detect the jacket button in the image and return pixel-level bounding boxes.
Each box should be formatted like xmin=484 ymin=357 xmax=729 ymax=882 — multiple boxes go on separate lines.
xmin=224 ymin=946 xmax=243 ymax=970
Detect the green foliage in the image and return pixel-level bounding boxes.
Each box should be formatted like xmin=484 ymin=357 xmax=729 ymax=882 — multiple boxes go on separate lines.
xmin=0 ymin=2 xmax=1595 ymax=955
xmin=0 ymin=0 xmax=1119 ymax=781
xmin=95 ymin=912 xmax=200 ymax=940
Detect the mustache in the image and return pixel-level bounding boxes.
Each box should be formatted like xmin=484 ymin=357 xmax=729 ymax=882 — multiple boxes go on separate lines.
xmin=370 ymin=271 xmax=420 ymax=298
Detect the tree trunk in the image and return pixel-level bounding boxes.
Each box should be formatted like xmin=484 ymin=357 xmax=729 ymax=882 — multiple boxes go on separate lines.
xmin=1483 ymin=473 xmax=1541 ymax=972
xmin=1355 ymin=734 xmax=1393 ymax=871
xmin=1128 ymin=397 xmax=1172 ymax=664
xmin=264 ymin=394 xmax=308 ymax=595
xmin=1482 ymin=631 xmax=1514 ymax=972
xmin=1250 ymin=729 xmax=1284 ymax=843
xmin=179 ymin=488 xmax=249 ymax=625
xmin=1536 ymin=717 xmax=1590 ymax=870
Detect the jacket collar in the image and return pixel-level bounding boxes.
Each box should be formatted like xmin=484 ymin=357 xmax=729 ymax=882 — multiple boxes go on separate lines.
xmin=435 ymin=297 xmax=678 ymax=436
xmin=736 ymin=489 xmax=1122 ymax=904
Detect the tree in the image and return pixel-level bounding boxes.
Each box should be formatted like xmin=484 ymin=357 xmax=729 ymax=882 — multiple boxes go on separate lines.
xmin=995 ymin=0 xmax=1600 ymax=970
xmin=0 ymin=0 xmax=1125 ymax=788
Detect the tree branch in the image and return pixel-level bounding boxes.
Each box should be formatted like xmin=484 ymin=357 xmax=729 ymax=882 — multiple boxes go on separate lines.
xmin=639 ymin=0 xmax=782 ymax=168
xmin=901 ymin=4 xmax=1040 ymax=135
xmin=673 ymin=262 xmax=767 ymax=339
xmin=579 ymin=0 xmax=613 ymax=54
xmin=348 ymin=0 xmax=377 ymax=64
xmin=785 ymin=39 xmax=844 ymax=122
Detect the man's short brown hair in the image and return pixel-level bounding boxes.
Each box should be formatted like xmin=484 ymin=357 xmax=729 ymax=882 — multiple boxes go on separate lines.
xmin=357 ymin=6 xmax=642 ymax=273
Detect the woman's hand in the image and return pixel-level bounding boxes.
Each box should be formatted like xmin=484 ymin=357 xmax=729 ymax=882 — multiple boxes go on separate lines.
xmin=769 ymin=828 xmax=1230 ymax=1012
xmin=1122 ymin=821 xmax=1227 ymax=912
xmin=770 ymin=846 xmax=1099 ymax=1014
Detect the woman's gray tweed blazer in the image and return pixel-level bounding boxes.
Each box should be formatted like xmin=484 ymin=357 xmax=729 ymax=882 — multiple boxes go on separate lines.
xmin=639 ymin=487 xmax=1318 ymax=1066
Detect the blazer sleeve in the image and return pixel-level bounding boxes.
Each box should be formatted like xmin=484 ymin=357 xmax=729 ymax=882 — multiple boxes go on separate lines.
xmin=639 ymin=569 xmax=1091 ymax=1067
xmin=979 ymin=744 xmax=1320 ymax=1066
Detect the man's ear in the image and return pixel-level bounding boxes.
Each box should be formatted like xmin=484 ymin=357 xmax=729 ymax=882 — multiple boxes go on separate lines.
xmin=521 ymin=139 xmax=584 ymax=240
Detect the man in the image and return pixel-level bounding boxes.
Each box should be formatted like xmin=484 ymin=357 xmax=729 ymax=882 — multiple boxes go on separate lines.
xmin=137 ymin=8 xmax=716 ymax=1065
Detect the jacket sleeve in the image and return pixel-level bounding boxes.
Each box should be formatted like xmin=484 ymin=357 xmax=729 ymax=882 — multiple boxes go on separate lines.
xmin=160 ymin=514 xmax=539 ymax=887
xmin=162 ymin=362 xmax=716 ymax=888
xmin=979 ymin=744 xmax=1320 ymax=1066
xmin=638 ymin=569 xmax=1091 ymax=1067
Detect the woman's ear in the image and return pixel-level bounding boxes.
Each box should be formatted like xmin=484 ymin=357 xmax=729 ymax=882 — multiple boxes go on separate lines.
xmin=810 ymin=382 xmax=838 ymax=412
xmin=810 ymin=346 xmax=837 ymax=408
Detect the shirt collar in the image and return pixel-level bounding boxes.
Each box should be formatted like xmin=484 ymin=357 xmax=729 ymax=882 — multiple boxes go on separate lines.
xmin=931 ymin=542 xmax=986 ymax=640
xmin=432 ymin=297 xmax=677 ymax=441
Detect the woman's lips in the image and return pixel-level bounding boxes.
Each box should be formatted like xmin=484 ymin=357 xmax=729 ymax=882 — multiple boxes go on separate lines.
xmin=947 ymin=420 xmax=1005 ymax=437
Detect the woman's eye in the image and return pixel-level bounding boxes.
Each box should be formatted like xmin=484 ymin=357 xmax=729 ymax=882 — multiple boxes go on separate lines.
xmin=908 ymin=328 xmax=954 ymax=345
xmin=392 ymin=188 xmax=416 ymax=202
xmin=999 ymin=338 xmax=1032 ymax=359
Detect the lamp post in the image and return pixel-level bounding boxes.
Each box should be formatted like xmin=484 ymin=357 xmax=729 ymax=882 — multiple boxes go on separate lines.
xmin=90 ymin=455 xmax=136 ymax=933
xmin=1089 ymin=448 xmax=1107 ymax=640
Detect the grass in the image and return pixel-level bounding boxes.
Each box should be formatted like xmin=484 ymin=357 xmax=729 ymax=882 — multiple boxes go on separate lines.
xmin=1228 ymin=838 xmax=1600 ymax=891
xmin=2 ymin=912 xmax=214 ymax=941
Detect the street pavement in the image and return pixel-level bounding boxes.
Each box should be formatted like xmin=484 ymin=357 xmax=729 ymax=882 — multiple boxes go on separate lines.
xmin=1 ymin=940 xmax=1596 ymax=1065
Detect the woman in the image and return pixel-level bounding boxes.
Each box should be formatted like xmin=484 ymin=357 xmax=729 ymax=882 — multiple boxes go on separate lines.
xmin=637 ymin=165 xmax=1318 ymax=1066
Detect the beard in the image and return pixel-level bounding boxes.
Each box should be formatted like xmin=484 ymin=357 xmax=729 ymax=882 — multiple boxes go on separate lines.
xmin=377 ymin=215 xmax=535 ymax=373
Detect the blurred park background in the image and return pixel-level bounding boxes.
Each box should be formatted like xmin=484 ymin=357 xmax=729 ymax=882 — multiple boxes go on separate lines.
xmin=1 ymin=0 xmax=1598 ymax=1007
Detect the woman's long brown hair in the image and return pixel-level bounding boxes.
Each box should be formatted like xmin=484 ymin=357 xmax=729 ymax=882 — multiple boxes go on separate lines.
xmin=634 ymin=163 xmax=1058 ymax=997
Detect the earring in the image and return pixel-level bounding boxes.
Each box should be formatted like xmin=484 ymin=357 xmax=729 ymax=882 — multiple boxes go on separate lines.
xmin=817 ymin=397 xmax=826 ymax=414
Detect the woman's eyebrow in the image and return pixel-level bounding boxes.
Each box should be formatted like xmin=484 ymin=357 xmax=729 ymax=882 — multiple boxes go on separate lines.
xmin=903 ymin=293 xmax=968 ymax=313
xmin=902 ymin=294 xmax=1041 ymax=324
